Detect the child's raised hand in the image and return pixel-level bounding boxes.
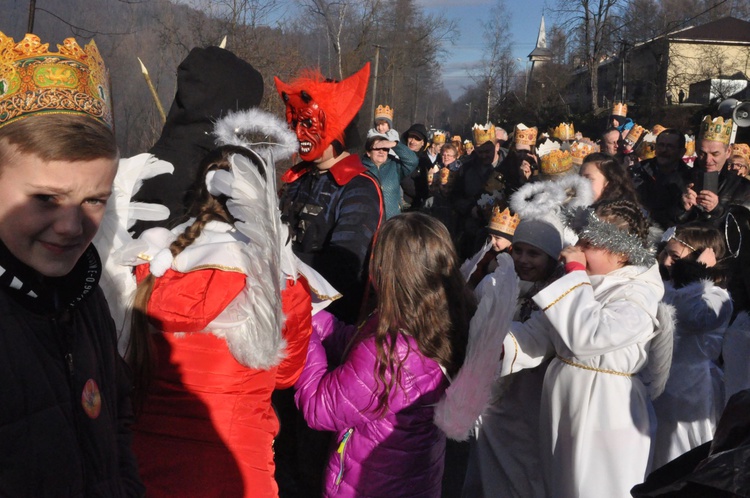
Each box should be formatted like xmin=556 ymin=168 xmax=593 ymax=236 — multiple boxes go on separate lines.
xmin=696 ymin=247 xmax=717 ymax=267
xmin=560 ymin=245 xmax=587 ymax=266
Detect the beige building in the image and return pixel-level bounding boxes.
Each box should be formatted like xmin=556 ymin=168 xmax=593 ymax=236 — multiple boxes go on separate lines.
xmin=566 ymin=17 xmax=750 ymax=114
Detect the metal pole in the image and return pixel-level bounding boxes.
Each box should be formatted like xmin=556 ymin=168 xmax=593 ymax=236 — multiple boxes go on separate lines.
xmin=27 ymin=0 xmax=36 ymax=32
xmin=370 ymin=45 xmax=382 ymax=124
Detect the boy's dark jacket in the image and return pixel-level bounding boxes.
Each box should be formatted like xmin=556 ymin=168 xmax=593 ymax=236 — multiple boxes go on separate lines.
xmin=0 ymin=241 xmax=144 ymax=496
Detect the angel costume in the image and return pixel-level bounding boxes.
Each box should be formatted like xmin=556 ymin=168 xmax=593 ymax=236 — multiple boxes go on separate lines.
xmin=105 ymin=109 xmax=334 ymax=497
xmin=500 ymin=264 xmax=665 ymax=498
xmin=652 ymin=278 xmax=732 ymax=468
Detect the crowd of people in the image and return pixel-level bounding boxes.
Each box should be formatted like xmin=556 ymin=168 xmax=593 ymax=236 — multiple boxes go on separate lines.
xmin=2 ymin=30 xmax=750 ymax=498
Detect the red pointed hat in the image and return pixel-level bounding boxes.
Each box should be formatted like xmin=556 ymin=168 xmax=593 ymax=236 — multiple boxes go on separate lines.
xmin=274 ymin=63 xmax=370 ymax=149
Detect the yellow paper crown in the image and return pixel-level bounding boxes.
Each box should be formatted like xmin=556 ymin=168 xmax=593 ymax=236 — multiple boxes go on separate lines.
xmin=0 ymin=32 xmax=112 ymax=130
xmin=552 ymin=122 xmax=575 ymax=141
xmin=539 ymin=142 xmax=573 ymax=175
xmin=700 ymin=116 xmax=733 ymax=145
xmin=685 ymin=135 xmax=695 ymax=157
xmin=451 ymin=135 xmax=461 ymax=143
xmin=652 ymin=124 xmax=666 ymax=136
xmin=374 ymin=104 xmax=394 ymax=122
xmin=472 ymin=122 xmax=496 ymax=146
xmin=612 ymin=102 xmax=627 ymax=117
xmin=732 ymin=143 xmax=750 ymax=161
xmin=432 ymin=130 xmax=446 ymax=144
xmin=488 ymin=206 xmax=520 ymax=237
xmin=514 ymin=124 xmax=538 ymax=147
xmin=624 ymin=124 xmax=644 ymax=144
xmin=570 ymin=140 xmax=598 ymax=165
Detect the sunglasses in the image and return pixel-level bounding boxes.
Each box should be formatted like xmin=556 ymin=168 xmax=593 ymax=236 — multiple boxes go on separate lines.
xmin=370 ymin=147 xmax=390 ymax=152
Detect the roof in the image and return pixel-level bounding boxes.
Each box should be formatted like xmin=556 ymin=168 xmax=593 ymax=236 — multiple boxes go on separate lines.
xmin=668 ymin=17 xmax=750 ymax=43
xmin=528 ymin=46 xmax=553 ymax=59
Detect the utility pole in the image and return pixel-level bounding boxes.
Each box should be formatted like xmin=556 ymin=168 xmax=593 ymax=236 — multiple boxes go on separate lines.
xmin=370 ymin=44 xmax=385 ymax=123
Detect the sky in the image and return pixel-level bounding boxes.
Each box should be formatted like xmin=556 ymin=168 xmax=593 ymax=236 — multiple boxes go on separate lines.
xmin=418 ymin=0 xmax=551 ymax=99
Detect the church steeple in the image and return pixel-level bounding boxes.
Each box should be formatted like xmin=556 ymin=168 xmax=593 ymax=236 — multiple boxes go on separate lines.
xmin=527 ymin=15 xmax=553 ymax=96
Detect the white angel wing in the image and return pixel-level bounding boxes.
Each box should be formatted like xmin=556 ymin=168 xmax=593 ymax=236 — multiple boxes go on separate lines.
xmin=93 ymin=153 xmax=173 ymax=355
xmin=641 ymin=301 xmax=676 ymax=400
xmin=434 ymin=253 xmax=520 ymax=441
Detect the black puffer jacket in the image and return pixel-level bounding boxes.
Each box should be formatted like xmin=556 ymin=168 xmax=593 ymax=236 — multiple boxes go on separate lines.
xmin=0 ymin=242 xmax=143 ymax=497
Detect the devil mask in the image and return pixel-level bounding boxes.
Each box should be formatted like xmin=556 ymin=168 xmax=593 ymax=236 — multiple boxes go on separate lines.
xmin=274 ymin=63 xmax=370 ymax=162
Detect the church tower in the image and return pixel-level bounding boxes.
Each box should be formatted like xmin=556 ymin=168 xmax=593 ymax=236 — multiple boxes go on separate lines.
xmin=527 ymin=15 xmax=553 ymax=95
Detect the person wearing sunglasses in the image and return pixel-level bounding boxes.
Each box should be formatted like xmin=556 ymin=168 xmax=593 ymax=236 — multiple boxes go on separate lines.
xmin=362 ymin=133 xmax=418 ymax=219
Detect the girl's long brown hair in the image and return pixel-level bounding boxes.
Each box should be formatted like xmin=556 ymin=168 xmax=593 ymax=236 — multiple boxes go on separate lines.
xmin=367 ymin=212 xmax=476 ymax=416
xmin=128 ymin=145 xmax=262 ymax=409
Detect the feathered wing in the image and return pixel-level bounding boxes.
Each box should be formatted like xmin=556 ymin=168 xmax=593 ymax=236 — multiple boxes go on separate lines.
xmin=434 ymin=253 xmax=520 ymax=440
xmin=641 ymin=301 xmax=676 ymax=400
xmin=207 ymin=109 xmax=313 ymax=368
xmin=93 ymin=153 xmax=173 ymax=355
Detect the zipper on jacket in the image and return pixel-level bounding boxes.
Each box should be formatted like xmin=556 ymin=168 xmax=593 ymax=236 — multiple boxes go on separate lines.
xmin=335 ymin=428 xmax=354 ymax=486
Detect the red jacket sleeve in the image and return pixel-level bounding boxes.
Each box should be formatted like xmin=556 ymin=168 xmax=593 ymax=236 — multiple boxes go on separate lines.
xmin=275 ymin=276 xmax=313 ymax=388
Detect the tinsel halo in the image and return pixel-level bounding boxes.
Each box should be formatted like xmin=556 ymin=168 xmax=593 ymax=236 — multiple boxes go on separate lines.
xmin=571 ymin=209 xmax=656 ymax=267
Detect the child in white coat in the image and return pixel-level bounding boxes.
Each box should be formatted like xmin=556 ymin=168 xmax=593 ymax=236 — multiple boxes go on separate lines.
xmin=652 ymin=223 xmax=732 ymax=468
xmin=499 ymin=199 xmax=669 ymax=498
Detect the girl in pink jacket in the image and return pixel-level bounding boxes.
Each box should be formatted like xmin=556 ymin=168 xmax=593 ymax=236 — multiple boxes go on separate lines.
xmin=294 ymin=212 xmax=476 ymax=497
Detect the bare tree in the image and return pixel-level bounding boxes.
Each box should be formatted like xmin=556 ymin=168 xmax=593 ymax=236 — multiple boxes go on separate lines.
xmin=470 ymin=0 xmax=515 ymax=123
xmin=556 ymin=0 xmax=622 ymax=111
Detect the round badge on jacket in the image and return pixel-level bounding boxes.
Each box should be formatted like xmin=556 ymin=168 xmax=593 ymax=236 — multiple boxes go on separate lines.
xmin=81 ymin=378 xmax=102 ymax=419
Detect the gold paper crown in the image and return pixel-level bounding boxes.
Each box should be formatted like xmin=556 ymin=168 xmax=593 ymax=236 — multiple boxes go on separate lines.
xmin=540 ymin=149 xmax=573 ymax=175
xmin=488 ymin=206 xmax=520 ymax=237
xmin=452 ymin=135 xmax=462 ymax=143
xmin=472 ymin=122 xmax=496 ymax=146
xmin=652 ymin=124 xmax=666 ymax=136
xmin=432 ymin=130 xmax=446 ymax=144
xmin=0 ymin=32 xmax=112 ymax=130
xmin=463 ymin=139 xmax=473 ymax=146
xmin=552 ymin=122 xmax=575 ymax=141
xmin=732 ymin=143 xmax=750 ymax=161
xmin=624 ymin=124 xmax=644 ymax=144
xmin=700 ymin=116 xmax=733 ymax=145
xmin=685 ymin=135 xmax=695 ymax=157
xmin=514 ymin=123 xmax=538 ymax=147
xmin=374 ymin=104 xmax=394 ymax=122
xmin=636 ymin=140 xmax=657 ymax=160
xmin=612 ymin=102 xmax=627 ymax=117
xmin=570 ymin=140 xmax=598 ymax=165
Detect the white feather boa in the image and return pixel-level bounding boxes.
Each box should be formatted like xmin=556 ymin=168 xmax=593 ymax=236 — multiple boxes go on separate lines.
xmin=434 ymin=253 xmax=519 ymax=440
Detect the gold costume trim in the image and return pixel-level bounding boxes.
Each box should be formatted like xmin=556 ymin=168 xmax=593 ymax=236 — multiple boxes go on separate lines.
xmin=556 ymin=355 xmax=634 ymax=377
xmin=508 ymin=332 xmax=519 ymax=373
xmin=542 ymin=282 xmax=591 ymax=311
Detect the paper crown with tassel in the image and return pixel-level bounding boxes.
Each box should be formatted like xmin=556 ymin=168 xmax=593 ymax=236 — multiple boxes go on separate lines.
xmin=488 ymin=206 xmax=520 ymax=240
xmin=551 ymin=122 xmax=575 ymax=141
xmin=0 ymin=32 xmax=113 ymax=130
xmin=274 ymin=63 xmax=370 ymax=161
xmin=612 ymin=102 xmax=628 ymax=118
xmin=374 ymin=104 xmax=394 ymax=122
xmin=472 ymin=122 xmax=496 ymax=146
xmin=432 ymin=130 xmax=446 ymax=144
xmin=732 ymin=143 xmax=750 ymax=161
xmin=537 ymin=138 xmax=573 ymax=176
xmin=514 ymin=123 xmax=538 ymax=147
xmin=700 ymin=116 xmax=733 ymax=145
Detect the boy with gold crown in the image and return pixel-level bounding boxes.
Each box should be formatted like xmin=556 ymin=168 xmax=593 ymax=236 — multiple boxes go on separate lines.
xmin=679 ymin=116 xmax=750 ymax=226
xmin=0 ymin=32 xmax=143 ymax=495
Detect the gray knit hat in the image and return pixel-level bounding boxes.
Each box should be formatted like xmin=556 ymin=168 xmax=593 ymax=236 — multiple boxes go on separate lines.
xmin=512 ymin=218 xmax=564 ymax=260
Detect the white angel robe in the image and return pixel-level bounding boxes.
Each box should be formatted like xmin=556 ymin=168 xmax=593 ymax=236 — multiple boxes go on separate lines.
xmin=652 ymin=280 xmax=732 ymax=468
xmin=500 ymin=264 xmax=665 ymax=498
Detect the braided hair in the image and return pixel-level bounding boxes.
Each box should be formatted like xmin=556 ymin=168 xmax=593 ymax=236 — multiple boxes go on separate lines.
xmin=128 ymin=145 xmax=261 ymax=408
xmin=592 ymin=199 xmax=651 ymax=245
